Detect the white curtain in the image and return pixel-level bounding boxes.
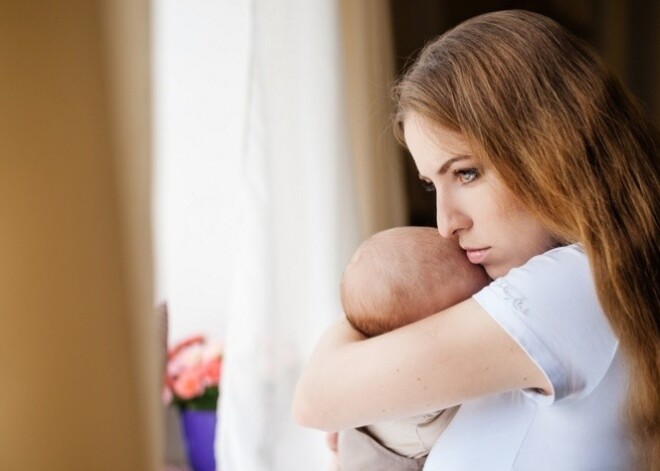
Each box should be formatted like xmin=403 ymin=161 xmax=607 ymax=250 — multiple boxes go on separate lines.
xmin=152 ymin=0 xmax=253 ymax=463
xmin=152 ymin=0 xmax=250 ymax=343
xmin=217 ymin=0 xmax=361 ymax=469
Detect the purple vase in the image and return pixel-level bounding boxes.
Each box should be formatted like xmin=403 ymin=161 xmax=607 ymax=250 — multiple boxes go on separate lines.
xmin=180 ymin=409 xmax=218 ymax=471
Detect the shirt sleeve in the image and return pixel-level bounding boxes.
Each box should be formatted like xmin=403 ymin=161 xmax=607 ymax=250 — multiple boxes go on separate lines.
xmin=472 ymin=244 xmax=620 ymax=405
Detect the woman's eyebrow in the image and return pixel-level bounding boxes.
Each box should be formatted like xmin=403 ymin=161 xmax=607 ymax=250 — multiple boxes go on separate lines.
xmin=437 ymin=155 xmax=471 ymax=175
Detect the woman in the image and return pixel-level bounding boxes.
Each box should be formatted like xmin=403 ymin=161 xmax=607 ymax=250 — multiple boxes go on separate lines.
xmin=294 ymin=10 xmax=659 ymax=470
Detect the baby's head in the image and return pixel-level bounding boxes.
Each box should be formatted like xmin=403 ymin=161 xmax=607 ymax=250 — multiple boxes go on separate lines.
xmin=341 ymin=227 xmax=490 ymax=337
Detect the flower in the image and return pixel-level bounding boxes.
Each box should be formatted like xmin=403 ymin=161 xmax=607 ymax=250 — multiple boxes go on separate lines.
xmin=164 ymin=334 xmax=223 ymax=410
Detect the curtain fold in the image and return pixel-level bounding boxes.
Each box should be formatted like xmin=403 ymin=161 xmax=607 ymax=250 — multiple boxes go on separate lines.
xmin=340 ymin=0 xmax=407 ymax=237
xmin=218 ymin=0 xmax=405 ymax=468
xmin=217 ymin=0 xmax=361 ymax=469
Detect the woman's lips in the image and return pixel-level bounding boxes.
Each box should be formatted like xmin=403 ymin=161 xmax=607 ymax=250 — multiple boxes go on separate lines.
xmin=465 ymin=248 xmax=490 ymax=264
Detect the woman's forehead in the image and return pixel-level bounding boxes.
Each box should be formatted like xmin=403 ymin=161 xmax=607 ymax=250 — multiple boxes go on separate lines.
xmin=404 ymin=113 xmax=473 ymax=157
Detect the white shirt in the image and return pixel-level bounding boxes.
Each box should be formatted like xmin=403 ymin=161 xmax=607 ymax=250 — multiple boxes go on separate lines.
xmin=423 ymin=244 xmax=632 ymax=470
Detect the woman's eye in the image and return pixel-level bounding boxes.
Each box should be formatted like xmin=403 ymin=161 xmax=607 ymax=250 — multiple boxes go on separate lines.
xmin=454 ymin=168 xmax=479 ymax=184
xmin=419 ymin=178 xmax=436 ymax=192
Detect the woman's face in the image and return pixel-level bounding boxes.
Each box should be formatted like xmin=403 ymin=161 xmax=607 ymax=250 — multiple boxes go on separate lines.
xmin=404 ymin=114 xmax=557 ymax=279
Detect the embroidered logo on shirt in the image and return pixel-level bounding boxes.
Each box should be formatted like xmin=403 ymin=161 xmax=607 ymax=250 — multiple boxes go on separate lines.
xmin=491 ymin=278 xmax=530 ymax=315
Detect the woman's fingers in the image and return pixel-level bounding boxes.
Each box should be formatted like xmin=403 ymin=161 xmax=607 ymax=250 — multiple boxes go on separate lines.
xmin=326 ymin=432 xmax=339 ymax=471
xmin=326 ymin=431 xmax=338 ymax=452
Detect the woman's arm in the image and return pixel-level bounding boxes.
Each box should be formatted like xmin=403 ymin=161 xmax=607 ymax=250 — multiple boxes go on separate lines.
xmin=292 ymin=298 xmax=551 ymax=432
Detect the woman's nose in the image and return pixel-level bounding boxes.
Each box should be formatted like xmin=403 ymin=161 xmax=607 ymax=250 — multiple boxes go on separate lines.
xmin=435 ymin=192 xmax=470 ymax=238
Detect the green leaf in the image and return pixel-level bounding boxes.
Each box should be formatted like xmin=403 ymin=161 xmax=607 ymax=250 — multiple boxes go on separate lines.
xmin=175 ymin=386 xmax=220 ymax=411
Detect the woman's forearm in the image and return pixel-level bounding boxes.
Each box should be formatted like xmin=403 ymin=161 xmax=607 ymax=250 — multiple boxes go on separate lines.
xmin=292 ymin=312 xmax=454 ymax=432
xmin=292 ymin=299 xmax=549 ymax=432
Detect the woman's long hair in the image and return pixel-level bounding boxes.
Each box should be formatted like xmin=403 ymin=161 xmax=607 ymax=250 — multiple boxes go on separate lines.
xmin=393 ymin=10 xmax=659 ymax=468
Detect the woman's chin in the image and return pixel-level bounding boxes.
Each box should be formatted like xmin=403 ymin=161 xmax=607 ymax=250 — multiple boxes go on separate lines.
xmin=484 ymin=263 xmax=511 ymax=280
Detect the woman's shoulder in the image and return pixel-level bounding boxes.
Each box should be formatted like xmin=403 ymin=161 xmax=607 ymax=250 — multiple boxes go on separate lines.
xmin=490 ymin=243 xmax=593 ymax=306
xmin=473 ymin=242 xmax=620 ymax=404
xmin=537 ymin=242 xmax=585 ymax=260
xmin=520 ymin=242 xmax=586 ymax=274
xmin=546 ymin=242 xmax=584 ymax=254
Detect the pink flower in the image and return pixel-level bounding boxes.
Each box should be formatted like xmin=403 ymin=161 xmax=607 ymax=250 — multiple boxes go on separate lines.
xmin=163 ymin=334 xmax=224 ymax=407
xmin=168 ymin=335 xmax=205 ymax=361
xmin=202 ymin=341 xmax=223 ymax=363
xmin=173 ymin=365 xmax=206 ymax=400
xmin=202 ymin=357 xmax=222 ymax=386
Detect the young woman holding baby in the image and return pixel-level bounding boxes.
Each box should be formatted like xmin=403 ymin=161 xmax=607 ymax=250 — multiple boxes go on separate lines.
xmin=294 ymin=10 xmax=659 ymax=470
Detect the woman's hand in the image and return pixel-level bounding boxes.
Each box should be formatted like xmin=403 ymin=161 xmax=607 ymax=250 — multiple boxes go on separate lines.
xmin=326 ymin=432 xmax=339 ymax=471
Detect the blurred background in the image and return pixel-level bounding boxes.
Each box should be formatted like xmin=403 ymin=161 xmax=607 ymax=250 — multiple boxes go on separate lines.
xmin=2 ymin=1 xmax=658 ymax=470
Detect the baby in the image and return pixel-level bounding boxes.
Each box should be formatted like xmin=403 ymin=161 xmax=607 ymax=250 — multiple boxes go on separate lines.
xmin=338 ymin=226 xmax=490 ymax=470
